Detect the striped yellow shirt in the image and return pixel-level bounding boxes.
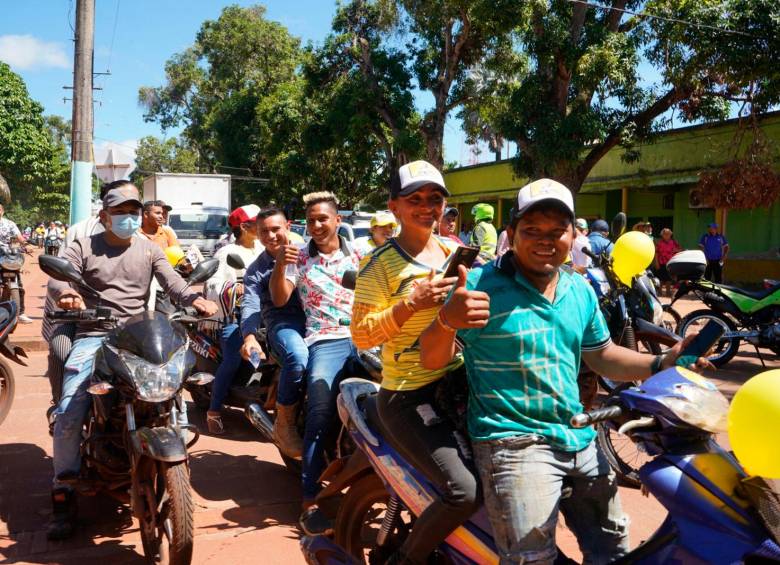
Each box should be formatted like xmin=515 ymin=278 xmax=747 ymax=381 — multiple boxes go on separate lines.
xmin=351 ymin=237 xmax=462 ymax=391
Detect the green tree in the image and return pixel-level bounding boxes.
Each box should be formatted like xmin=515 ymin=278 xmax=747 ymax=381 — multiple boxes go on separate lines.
xmin=138 ymin=5 xmax=301 ymax=177
xmin=463 ymin=0 xmax=780 ymax=191
xmin=0 ymin=62 xmax=70 ymax=223
xmin=331 ymin=0 xmax=517 ymax=169
xmin=130 ymin=135 xmax=199 ymax=187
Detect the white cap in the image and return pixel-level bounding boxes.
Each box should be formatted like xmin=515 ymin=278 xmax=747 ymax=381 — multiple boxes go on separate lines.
xmin=392 ymin=160 xmax=449 ymax=197
xmin=515 ymin=179 xmax=575 ymax=219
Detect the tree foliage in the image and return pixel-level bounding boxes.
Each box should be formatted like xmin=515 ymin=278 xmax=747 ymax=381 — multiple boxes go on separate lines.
xmin=0 ymin=62 xmax=70 ymax=224
xmin=130 ymin=135 xmax=199 ymax=187
xmin=462 ymin=0 xmax=780 ymax=190
xmin=139 ymin=5 xmax=301 ymax=176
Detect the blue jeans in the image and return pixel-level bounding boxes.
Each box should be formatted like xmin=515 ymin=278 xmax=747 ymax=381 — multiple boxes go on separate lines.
xmin=301 ymin=337 xmax=358 ymax=500
xmin=53 ymin=336 xmax=105 ymax=486
xmin=473 ymin=437 xmax=629 ymax=565
xmin=209 ymin=323 xmax=244 ymax=412
xmin=267 ymin=321 xmax=308 ymax=407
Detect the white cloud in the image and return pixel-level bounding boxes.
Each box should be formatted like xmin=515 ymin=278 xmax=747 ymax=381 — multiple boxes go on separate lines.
xmin=0 ymin=35 xmax=70 ymax=71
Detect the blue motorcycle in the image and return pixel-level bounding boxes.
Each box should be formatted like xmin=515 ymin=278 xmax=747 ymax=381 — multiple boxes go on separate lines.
xmin=300 ymin=367 xmax=780 ymax=564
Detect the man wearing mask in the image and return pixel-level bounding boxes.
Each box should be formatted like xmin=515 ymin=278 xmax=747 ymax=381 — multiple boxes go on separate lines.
xmin=46 ymin=183 xmax=218 ymax=540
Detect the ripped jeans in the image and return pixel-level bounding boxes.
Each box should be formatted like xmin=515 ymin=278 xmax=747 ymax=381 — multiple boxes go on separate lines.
xmin=377 ymin=380 xmax=481 ymax=564
xmin=473 ymin=436 xmax=630 ymax=565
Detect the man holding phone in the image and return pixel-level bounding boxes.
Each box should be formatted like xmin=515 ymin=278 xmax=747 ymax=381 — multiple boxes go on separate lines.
xmin=240 ymin=207 xmax=307 ymax=459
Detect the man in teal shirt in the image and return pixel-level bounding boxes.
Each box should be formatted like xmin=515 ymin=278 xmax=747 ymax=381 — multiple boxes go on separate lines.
xmin=421 ymin=179 xmax=708 ymax=564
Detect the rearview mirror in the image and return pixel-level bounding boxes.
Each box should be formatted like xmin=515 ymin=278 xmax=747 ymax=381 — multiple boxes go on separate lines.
xmin=611 ymin=212 xmax=627 ymax=241
xmin=226 ymin=253 xmax=246 ymax=271
xmin=38 ymin=255 xmax=100 ymax=297
xmin=187 ymin=258 xmax=220 ymax=284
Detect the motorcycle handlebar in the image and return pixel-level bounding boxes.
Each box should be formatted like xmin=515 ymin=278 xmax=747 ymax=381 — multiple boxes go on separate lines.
xmin=45 ymin=308 xmax=115 ymax=322
xmin=582 ymin=246 xmax=598 ymax=261
xmin=570 ymin=405 xmax=623 ymax=428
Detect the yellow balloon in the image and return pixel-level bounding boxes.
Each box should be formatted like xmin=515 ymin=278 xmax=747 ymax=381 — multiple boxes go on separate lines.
xmin=728 ymin=370 xmax=780 ymax=478
xmin=611 ymin=231 xmax=655 ymax=285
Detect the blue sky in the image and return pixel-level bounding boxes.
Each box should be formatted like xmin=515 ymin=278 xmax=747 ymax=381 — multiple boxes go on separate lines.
xmin=0 ymin=0 xmax=484 ymax=169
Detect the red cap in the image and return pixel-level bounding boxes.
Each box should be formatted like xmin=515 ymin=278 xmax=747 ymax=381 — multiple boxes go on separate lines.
xmin=228 ymin=205 xmax=260 ymax=228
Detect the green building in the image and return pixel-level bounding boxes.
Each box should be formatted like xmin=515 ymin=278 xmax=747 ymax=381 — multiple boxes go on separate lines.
xmin=443 ymin=111 xmax=780 ymax=283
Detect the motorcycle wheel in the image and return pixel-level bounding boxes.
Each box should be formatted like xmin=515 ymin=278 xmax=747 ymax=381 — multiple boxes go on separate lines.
xmin=678 ymin=309 xmax=739 ymax=367
xmin=139 ymin=461 xmax=194 ymax=565
xmin=334 ymin=473 xmax=402 ymax=562
xmin=662 ymin=304 xmax=681 ymax=333
xmin=0 ymin=358 xmax=15 ymax=427
xmin=596 ymin=385 xmax=651 ymax=490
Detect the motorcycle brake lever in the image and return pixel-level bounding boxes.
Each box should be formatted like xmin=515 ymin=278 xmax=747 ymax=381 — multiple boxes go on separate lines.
xmin=618 ymin=416 xmax=656 ymax=435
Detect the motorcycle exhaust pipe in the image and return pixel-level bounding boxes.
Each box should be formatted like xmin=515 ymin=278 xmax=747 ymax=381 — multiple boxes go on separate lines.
xmin=245 ymin=402 xmax=274 ymax=442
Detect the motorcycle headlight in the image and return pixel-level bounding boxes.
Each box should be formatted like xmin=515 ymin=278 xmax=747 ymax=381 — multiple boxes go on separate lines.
xmin=652 ymin=300 xmax=664 ymax=326
xmin=119 ymin=344 xmax=193 ymax=402
xmin=657 ymin=382 xmax=729 ymax=433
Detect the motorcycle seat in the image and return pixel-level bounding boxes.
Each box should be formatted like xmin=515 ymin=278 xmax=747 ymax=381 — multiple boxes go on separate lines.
xmin=719 ymin=282 xmax=780 ymax=301
xmin=363 ymin=393 xmax=398 ymax=444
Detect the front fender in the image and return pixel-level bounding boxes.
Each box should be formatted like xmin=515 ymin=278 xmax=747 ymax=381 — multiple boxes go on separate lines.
xmin=130 ymin=426 xmax=187 ymax=463
xmin=634 ymin=317 xmax=681 ymax=347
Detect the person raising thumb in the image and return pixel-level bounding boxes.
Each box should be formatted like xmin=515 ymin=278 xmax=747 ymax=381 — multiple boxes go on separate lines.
xmin=439 ymin=264 xmax=491 ymax=330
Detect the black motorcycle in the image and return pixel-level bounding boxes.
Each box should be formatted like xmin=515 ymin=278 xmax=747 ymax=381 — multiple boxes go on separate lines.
xmin=39 ymin=255 xmax=218 ymax=565
xmin=0 ymin=300 xmax=28 ymax=427
xmin=45 ymin=233 xmax=62 ymax=256
xmin=0 ymin=242 xmax=31 ymax=313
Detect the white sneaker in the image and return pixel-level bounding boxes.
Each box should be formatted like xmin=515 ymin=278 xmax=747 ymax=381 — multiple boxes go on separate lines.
xmin=18 ymin=314 xmax=33 ymax=324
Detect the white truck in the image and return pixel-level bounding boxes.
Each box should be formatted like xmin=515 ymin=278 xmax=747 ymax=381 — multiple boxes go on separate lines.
xmin=142 ymin=173 xmax=231 ymax=256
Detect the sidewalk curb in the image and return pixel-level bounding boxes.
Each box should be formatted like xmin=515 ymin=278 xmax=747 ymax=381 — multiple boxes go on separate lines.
xmin=11 ymin=338 xmax=48 ymax=353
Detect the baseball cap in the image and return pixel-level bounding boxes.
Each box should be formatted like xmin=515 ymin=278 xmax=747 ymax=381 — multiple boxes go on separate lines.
xmin=159 ymin=200 xmax=172 ymax=212
xmin=228 ymin=204 xmax=261 ymax=228
xmin=575 ymin=218 xmax=588 ymax=230
xmin=103 ymin=184 xmax=143 ymax=208
xmin=390 ymin=160 xmax=449 ymax=198
xmin=370 ymin=212 xmax=397 ymax=228
xmin=514 ymin=178 xmax=574 ymax=220
xmin=591 ymin=219 xmax=609 ymax=232
xmin=472 ymin=203 xmax=494 ymax=222
xmin=708 ymin=222 xmax=718 ymax=228
xmin=443 ymin=206 xmax=459 ymax=217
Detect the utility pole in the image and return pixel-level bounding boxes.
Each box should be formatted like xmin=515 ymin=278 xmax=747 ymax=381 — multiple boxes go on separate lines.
xmin=69 ymin=0 xmax=95 ymax=224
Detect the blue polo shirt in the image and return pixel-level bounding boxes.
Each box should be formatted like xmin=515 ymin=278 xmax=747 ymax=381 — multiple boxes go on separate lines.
xmin=699 ymin=233 xmax=728 ymax=261
xmin=458 ymin=252 xmax=611 ymax=451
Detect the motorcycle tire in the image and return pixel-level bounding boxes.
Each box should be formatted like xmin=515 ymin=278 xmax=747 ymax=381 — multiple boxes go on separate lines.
xmin=334 ymin=472 xmax=393 ymax=561
xmin=139 ymin=461 xmax=194 ymax=565
xmin=678 ymin=309 xmax=739 ymax=367
xmin=597 ymin=383 xmax=650 ymax=490
xmin=662 ymin=304 xmax=682 ymax=334
xmin=0 ymin=358 xmax=15 ymax=427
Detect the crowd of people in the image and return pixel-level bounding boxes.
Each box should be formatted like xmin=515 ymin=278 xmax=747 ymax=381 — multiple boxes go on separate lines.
xmin=34 ymin=167 xmax=713 ymax=564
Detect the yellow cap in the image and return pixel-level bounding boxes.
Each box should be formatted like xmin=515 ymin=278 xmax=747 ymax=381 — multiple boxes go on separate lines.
xmin=371 ymin=212 xmax=397 ymax=228
xmin=164 ymin=245 xmax=186 ymax=268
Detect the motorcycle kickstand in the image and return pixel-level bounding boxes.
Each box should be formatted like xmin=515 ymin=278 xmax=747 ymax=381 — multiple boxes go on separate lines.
xmin=753 ymin=344 xmax=767 ymax=368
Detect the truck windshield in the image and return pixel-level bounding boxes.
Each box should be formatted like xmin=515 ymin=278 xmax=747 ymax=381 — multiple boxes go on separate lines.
xmin=169 ymin=213 xmax=228 ymax=236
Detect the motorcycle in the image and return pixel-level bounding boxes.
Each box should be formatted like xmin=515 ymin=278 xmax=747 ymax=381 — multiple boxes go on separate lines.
xmin=45 ymin=233 xmax=62 ymax=256
xmin=0 ymin=300 xmax=29 ymax=427
xmin=39 ymin=254 xmax=218 ymax=565
xmin=667 ymin=251 xmax=780 ymax=367
xmin=301 ymin=364 xmax=780 ymax=565
xmin=0 ymin=242 xmax=31 ymax=314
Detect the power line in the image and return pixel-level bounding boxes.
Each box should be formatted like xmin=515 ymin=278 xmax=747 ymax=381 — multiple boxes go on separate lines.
xmin=565 ymin=0 xmax=758 ymax=39
xmin=106 ymin=0 xmax=121 ymax=73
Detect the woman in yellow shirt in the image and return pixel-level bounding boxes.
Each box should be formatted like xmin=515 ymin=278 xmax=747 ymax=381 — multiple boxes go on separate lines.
xmin=351 ymin=161 xmax=481 ymax=564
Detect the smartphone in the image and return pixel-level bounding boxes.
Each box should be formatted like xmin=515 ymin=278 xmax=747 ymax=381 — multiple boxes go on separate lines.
xmin=249 ymin=350 xmax=262 ymax=369
xmin=443 ymin=246 xmax=480 ymax=278
xmin=677 ymin=320 xmax=726 ymax=366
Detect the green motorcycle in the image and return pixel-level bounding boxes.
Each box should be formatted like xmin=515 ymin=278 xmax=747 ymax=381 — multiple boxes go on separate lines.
xmin=667 ymin=252 xmax=780 ymax=366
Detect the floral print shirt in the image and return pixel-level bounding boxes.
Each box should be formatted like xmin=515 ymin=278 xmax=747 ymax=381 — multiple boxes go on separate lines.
xmin=285 ymin=237 xmax=362 ymax=345
xmin=0 ymin=218 xmax=21 ymax=246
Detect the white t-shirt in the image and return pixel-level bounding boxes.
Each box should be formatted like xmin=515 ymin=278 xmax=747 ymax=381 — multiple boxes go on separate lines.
xmin=571 ymin=233 xmax=592 ymax=268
